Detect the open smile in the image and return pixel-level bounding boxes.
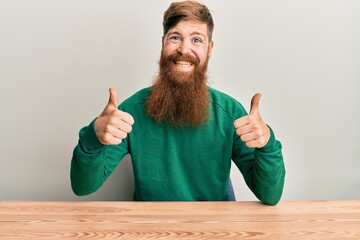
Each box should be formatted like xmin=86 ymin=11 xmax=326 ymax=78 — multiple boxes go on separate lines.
xmin=173 ymin=60 xmax=194 ymax=70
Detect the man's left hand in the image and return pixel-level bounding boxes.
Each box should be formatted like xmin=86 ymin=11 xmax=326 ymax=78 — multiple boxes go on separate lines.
xmin=234 ymin=93 xmax=270 ymax=148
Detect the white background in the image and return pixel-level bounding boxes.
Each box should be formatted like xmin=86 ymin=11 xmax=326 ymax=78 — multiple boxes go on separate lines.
xmin=1 ymin=0 xmax=359 ymax=201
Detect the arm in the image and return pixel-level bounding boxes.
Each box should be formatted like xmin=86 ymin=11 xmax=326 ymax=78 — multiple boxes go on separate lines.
xmin=70 ymin=88 xmax=133 ymax=196
xmin=232 ymin=127 xmax=285 ymax=205
xmin=233 ymin=93 xmax=285 ymax=205
xmin=70 ymin=119 xmax=130 ymax=196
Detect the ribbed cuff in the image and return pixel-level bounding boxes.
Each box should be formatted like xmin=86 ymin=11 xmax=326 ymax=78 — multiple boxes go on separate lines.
xmin=257 ymin=125 xmax=278 ymax=153
xmin=79 ymin=118 xmax=104 ymax=151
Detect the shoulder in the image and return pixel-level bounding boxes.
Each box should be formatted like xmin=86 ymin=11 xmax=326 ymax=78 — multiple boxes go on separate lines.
xmin=119 ymin=87 xmax=151 ymax=110
xmin=209 ymin=87 xmax=248 ymax=119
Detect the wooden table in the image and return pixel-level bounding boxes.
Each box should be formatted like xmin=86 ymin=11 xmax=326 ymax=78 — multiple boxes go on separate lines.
xmin=0 ymin=200 xmax=359 ymax=239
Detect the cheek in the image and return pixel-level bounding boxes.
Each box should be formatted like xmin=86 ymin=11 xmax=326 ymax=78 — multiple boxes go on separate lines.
xmin=163 ymin=43 xmax=178 ymax=54
xmin=196 ymin=49 xmax=209 ymax=64
xmin=161 ymin=47 xmax=170 ymax=56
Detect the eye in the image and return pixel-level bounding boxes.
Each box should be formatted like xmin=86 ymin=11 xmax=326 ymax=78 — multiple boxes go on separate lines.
xmin=170 ymin=35 xmax=180 ymax=41
xmin=193 ymin=38 xmax=202 ymax=44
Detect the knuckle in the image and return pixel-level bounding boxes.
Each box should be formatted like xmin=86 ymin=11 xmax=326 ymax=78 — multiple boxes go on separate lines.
xmin=109 ymin=115 xmax=118 ymax=124
xmin=99 ymin=138 xmax=106 ymax=144
xmin=127 ymin=125 xmax=133 ymax=133
xmin=121 ymin=124 xmax=131 ymax=134
xmin=257 ymin=129 xmax=263 ymax=136
xmin=259 ymin=138 xmax=266 ymax=146
xmin=104 ymin=125 xmax=112 ymax=132
xmin=103 ymin=134 xmax=112 ymax=143
xmin=114 ymin=138 xmax=122 ymax=145
xmin=234 ymin=120 xmax=239 ymax=128
xmin=120 ymin=132 xmax=128 ymax=139
xmin=124 ymin=114 xmax=135 ymax=125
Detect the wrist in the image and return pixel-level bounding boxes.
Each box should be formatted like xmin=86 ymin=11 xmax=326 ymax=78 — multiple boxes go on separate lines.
xmin=258 ymin=125 xmax=276 ymax=152
xmin=79 ymin=118 xmax=104 ymax=151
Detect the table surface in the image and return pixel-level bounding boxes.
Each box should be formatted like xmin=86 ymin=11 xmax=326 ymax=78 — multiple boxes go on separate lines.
xmin=1 ymin=200 xmax=359 ymax=239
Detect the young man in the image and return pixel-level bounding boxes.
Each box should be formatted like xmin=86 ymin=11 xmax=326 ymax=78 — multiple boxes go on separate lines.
xmin=70 ymin=1 xmax=285 ymax=205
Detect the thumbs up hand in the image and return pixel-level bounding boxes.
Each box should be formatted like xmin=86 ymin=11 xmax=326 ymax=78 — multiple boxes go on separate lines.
xmin=234 ymin=93 xmax=270 ymax=148
xmin=94 ymin=88 xmax=134 ymax=145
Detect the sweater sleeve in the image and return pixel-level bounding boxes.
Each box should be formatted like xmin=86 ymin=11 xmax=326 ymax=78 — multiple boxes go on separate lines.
xmin=70 ymin=118 xmax=129 ymax=196
xmin=232 ymin=126 xmax=285 ymax=205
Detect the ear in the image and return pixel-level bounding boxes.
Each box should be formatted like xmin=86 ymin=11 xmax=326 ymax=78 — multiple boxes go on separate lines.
xmin=208 ymin=40 xmax=214 ymax=57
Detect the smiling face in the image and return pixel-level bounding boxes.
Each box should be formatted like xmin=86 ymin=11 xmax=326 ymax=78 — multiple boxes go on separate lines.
xmin=161 ymin=20 xmax=214 ymax=81
xmin=146 ymin=20 xmax=214 ymax=127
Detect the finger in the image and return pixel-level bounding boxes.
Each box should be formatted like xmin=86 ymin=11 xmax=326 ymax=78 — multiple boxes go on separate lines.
xmin=108 ymin=87 xmax=118 ymax=108
xmin=235 ymin=124 xmax=252 ymax=136
xmin=112 ymin=128 xmax=128 ymax=140
xmin=244 ymin=140 xmax=258 ymax=148
xmin=103 ymin=126 xmax=127 ymax=143
xmin=107 ymin=111 xmax=123 ymax=125
xmin=117 ymin=120 xmax=133 ymax=134
xmin=120 ymin=111 xmax=135 ymax=125
xmin=101 ymin=132 xmax=123 ymax=145
xmin=246 ymin=137 xmax=268 ymax=148
xmin=243 ymin=135 xmax=269 ymax=148
xmin=249 ymin=93 xmax=261 ymax=115
xmin=234 ymin=116 xmax=250 ymax=129
xmin=239 ymin=132 xmax=257 ymax=143
xmin=107 ymin=113 xmax=133 ymax=133
xmin=107 ymin=137 xmax=122 ymax=145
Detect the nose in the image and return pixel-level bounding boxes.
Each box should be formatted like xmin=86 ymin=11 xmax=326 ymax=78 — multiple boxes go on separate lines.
xmin=177 ymin=40 xmax=192 ymax=55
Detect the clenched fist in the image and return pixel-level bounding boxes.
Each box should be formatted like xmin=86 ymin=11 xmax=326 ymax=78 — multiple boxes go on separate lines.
xmin=234 ymin=93 xmax=270 ymax=148
xmin=94 ymin=88 xmax=134 ymax=145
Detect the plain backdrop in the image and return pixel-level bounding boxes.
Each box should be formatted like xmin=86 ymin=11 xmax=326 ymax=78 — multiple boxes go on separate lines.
xmin=1 ymin=0 xmax=359 ymax=201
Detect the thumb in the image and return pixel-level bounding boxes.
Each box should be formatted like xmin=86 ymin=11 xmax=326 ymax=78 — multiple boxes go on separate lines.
xmin=108 ymin=87 xmax=118 ymax=108
xmin=249 ymin=93 xmax=261 ymax=115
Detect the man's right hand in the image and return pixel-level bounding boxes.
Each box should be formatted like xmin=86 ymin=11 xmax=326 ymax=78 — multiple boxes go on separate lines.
xmin=94 ymin=88 xmax=134 ymax=145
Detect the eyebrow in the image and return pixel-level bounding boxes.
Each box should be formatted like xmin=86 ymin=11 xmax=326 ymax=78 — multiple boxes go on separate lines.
xmin=168 ymin=31 xmax=207 ymax=40
xmin=191 ymin=31 xmax=207 ymax=39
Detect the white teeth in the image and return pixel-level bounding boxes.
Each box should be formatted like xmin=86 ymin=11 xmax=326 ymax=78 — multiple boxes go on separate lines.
xmin=176 ymin=61 xmax=192 ymax=67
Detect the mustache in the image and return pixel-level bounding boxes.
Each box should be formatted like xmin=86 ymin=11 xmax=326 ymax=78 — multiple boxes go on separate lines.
xmin=166 ymin=52 xmax=199 ymax=65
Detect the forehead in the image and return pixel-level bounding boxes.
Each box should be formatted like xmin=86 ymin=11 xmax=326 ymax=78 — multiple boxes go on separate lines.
xmin=167 ymin=20 xmax=208 ymax=37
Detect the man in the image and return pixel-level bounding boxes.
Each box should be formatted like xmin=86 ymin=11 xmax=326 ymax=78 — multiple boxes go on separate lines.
xmin=70 ymin=1 xmax=285 ymax=205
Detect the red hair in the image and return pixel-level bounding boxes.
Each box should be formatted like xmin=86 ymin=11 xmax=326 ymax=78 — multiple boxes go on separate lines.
xmin=163 ymin=1 xmax=214 ymax=41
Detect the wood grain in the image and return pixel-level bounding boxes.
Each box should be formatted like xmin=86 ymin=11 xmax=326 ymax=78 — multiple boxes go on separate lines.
xmin=0 ymin=200 xmax=359 ymax=239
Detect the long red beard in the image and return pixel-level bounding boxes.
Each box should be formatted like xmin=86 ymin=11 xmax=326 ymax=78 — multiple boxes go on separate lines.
xmin=146 ymin=51 xmax=210 ymax=127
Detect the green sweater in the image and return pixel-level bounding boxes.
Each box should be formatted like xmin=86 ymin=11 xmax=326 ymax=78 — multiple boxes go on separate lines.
xmin=71 ymin=87 xmax=285 ymax=205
